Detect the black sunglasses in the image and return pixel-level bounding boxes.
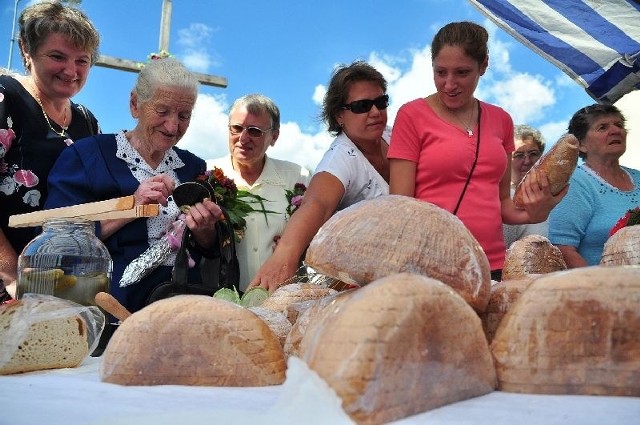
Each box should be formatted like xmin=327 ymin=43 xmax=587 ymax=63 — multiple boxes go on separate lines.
xmin=228 ymin=124 xmax=272 ymax=138
xmin=342 ymin=94 xmax=389 ymax=114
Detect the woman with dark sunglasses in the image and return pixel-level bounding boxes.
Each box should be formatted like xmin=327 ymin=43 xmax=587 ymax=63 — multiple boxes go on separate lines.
xmin=388 ymin=21 xmax=565 ymax=281
xmin=249 ymin=60 xmax=391 ymax=292
xmin=0 ymin=2 xmax=100 ymax=290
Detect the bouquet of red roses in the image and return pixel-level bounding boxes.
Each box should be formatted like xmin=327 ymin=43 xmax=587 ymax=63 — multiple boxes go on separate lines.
xmin=609 ymin=207 xmax=640 ymax=237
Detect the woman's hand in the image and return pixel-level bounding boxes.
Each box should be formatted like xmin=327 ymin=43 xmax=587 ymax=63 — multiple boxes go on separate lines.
xmin=184 ymin=199 xmax=223 ymax=250
xmin=248 ymin=248 xmax=299 ymax=293
xmin=133 ymin=174 xmax=176 ymax=206
xmin=518 ymin=169 xmax=568 ymax=223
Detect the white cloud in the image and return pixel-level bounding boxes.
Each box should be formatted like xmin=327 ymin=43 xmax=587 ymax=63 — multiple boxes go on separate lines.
xmin=177 ymin=93 xmax=229 ymax=160
xmin=312 ymin=85 xmax=325 ymax=106
xmin=489 ymin=73 xmax=555 ymax=124
xmin=616 ymin=90 xmax=640 ymax=170
xmin=176 ymin=23 xmax=220 ymax=73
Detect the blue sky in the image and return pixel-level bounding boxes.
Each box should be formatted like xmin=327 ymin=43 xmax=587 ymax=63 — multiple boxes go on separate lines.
xmin=2 ymin=0 xmax=638 ymax=170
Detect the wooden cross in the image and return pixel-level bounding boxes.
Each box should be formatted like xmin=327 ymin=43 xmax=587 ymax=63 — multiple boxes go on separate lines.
xmin=95 ymin=0 xmax=227 ymax=88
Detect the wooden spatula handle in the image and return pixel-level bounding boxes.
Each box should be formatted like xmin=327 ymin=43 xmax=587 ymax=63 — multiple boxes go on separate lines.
xmin=95 ymin=292 xmax=132 ymax=322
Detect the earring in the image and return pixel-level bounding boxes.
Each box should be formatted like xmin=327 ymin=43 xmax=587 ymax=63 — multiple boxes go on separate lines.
xmin=339 ymin=122 xmax=344 ymax=128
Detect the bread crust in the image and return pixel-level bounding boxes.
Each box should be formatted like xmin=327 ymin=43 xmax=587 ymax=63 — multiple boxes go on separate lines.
xmin=491 ymin=266 xmax=640 ymax=396
xmin=0 ymin=299 xmax=89 ymax=375
xmin=305 ymin=195 xmax=491 ymax=312
xmin=502 ymin=234 xmax=567 ymax=280
xmin=100 ymin=295 xmax=286 ymax=386
xmin=600 ymin=226 xmax=640 ymax=265
xmin=513 ymin=133 xmax=579 ymax=208
xmin=300 ymin=273 xmax=496 ymax=424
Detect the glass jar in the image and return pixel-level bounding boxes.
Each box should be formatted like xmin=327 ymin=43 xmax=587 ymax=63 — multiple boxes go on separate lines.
xmin=17 ymin=219 xmax=112 ymax=307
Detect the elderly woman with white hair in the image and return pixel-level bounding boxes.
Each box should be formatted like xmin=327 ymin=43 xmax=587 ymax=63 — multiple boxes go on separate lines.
xmin=45 ymin=58 xmax=223 ymax=314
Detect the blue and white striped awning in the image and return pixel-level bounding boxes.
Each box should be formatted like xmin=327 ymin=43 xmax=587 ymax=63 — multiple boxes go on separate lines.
xmin=468 ymin=0 xmax=640 ymax=104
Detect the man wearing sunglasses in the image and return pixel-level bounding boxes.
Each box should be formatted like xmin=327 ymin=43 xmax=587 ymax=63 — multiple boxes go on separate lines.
xmin=503 ymin=124 xmax=549 ymax=248
xmin=207 ymin=94 xmax=311 ymax=292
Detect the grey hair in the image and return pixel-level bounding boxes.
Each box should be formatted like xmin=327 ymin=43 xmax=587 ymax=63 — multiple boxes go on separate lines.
xmin=514 ymin=124 xmax=545 ymax=151
xmin=229 ymin=94 xmax=281 ymax=132
xmin=133 ymin=57 xmax=199 ymax=103
xmin=18 ymin=1 xmax=100 ymax=70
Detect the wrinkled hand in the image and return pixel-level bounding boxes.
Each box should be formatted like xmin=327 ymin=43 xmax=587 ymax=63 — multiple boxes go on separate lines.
xmin=519 ymin=169 xmax=568 ymax=223
xmin=134 ymin=174 xmax=176 ymax=206
xmin=185 ymin=199 xmax=223 ymax=250
xmin=247 ymin=251 xmax=297 ymax=293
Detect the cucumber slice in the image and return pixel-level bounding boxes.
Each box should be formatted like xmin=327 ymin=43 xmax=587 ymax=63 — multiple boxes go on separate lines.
xmin=240 ymin=287 xmax=269 ymax=307
xmin=213 ymin=287 xmax=241 ymax=304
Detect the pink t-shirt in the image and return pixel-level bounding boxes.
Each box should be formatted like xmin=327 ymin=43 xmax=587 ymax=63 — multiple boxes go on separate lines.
xmin=388 ymin=98 xmax=514 ymax=270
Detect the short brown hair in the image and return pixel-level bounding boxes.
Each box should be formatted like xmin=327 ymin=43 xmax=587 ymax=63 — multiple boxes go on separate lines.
xmin=431 ymin=21 xmax=488 ymax=66
xmin=19 ymin=1 xmax=100 ymax=70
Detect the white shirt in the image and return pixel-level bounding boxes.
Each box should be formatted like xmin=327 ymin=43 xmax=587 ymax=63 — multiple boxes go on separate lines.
xmin=314 ymin=127 xmax=391 ymax=211
xmin=207 ymin=155 xmax=311 ymax=291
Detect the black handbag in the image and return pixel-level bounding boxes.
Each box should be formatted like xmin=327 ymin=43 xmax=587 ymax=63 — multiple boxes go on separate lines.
xmin=145 ymin=208 xmax=240 ymax=305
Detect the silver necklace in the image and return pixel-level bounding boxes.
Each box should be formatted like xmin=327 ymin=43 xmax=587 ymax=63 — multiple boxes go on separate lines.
xmin=437 ymin=96 xmax=476 ymax=137
xmin=31 ymin=86 xmax=69 ymax=138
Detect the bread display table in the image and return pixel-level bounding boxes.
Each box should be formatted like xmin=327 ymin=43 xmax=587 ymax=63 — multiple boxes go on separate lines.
xmin=2 ymin=356 xmax=639 ymax=425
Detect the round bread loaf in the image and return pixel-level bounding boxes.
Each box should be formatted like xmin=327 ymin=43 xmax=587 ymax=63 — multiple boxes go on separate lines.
xmin=100 ymin=295 xmax=286 ymax=386
xmin=502 ymin=234 xmax=567 ymax=280
xmin=0 ymin=298 xmax=90 ymax=375
xmin=299 ymin=273 xmax=496 ymax=424
xmin=600 ymin=225 xmax=640 ymax=265
xmin=305 ymin=195 xmax=491 ymax=312
xmin=491 ymin=266 xmax=640 ymax=396
xmin=513 ymin=133 xmax=579 ymax=208
xmin=479 ymin=277 xmax=535 ymax=343
xmin=260 ymin=282 xmax=337 ymax=323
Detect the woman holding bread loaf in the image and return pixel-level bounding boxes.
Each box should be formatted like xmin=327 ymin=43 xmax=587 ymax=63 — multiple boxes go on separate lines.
xmin=250 ymin=61 xmax=391 ymax=292
xmin=549 ymin=104 xmax=640 ymax=267
xmin=45 ymin=58 xmax=224 ymax=314
xmin=388 ymin=21 xmax=565 ymax=280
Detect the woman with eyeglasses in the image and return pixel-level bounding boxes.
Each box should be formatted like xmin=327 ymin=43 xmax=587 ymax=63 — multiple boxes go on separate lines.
xmin=503 ymin=124 xmax=549 ymax=248
xmin=45 ymin=58 xmax=223 ymax=315
xmin=388 ymin=21 xmax=564 ymax=280
xmin=249 ymin=60 xmax=391 ymax=292
xmin=207 ymin=94 xmax=311 ymax=292
xmin=549 ymin=104 xmax=640 ymax=267
xmin=0 ymin=1 xmax=100 ymax=289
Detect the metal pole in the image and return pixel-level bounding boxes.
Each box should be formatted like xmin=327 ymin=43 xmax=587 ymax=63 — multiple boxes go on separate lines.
xmin=7 ymin=0 xmax=21 ymax=70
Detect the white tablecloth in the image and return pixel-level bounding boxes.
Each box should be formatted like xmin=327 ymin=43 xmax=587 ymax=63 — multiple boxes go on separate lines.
xmin=1 ymin=356 xmax=639 ymax=425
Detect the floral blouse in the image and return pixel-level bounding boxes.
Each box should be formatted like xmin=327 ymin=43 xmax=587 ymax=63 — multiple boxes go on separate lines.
xmin=0 ymin=75 xmax=99 ymax=254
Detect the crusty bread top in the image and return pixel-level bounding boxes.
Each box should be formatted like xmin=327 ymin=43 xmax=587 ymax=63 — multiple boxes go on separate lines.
xmin=600 ymin=225 xmax=640 ymax=265
xmin=305 ymin=195 xmax=491 ymax=312
xmin=502 ymin=234 xmax=567 ymax=280
xmin=513 ymin=133 xmax=579 ymax=208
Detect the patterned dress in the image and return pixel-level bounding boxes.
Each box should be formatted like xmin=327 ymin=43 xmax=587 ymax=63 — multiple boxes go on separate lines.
xmin=0 ymin=75 xmax=99 ymax=254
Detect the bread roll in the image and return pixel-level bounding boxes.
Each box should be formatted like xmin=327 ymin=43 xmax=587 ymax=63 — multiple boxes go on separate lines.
xmin=491 ymin=266 xmax=640 ymax=396
xmin=300 ymin=273 xmax=496 ymax=424
xmin=0 ymin=297 xmax=90 ymax=375
xmin=600 ymin=225 xmax=640 ymax=265
xmin=305 ymin=195 xmax=491 ymax=312
xmin=513 ymin=133 xmax=579 ymax=208
xmin=502 ymin=234 xmax=567 ymax=280
xmin=479 ymin=277 xmax=535 ymax=343
xmin=101 ymin=295 xmax=286 ymax=386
